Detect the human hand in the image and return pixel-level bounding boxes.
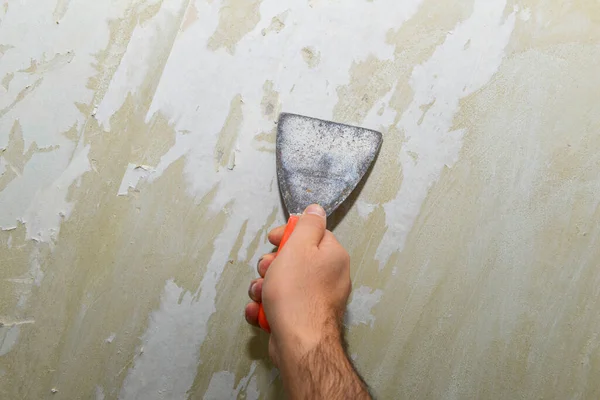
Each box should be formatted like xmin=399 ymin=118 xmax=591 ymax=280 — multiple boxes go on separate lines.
xmin=244 ymin=204 xmax=351 ymax=367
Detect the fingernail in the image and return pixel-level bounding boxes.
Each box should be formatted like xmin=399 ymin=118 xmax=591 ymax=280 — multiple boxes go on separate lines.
xmin=304 ymin=204 xmax=326 ymax=217
xmin=250 ymin=282 xmax=256 ymax=297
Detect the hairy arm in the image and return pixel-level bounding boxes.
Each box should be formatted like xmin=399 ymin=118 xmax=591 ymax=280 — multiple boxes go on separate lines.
xmin=278 ymin=328 xmax=371 ymax=400
xmin=245 ymin=205 xmax=372 ymax=399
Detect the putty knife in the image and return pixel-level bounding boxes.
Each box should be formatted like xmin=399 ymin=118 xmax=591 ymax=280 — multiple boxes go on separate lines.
xmin=258 ymin=113 xmax=383 ymax=332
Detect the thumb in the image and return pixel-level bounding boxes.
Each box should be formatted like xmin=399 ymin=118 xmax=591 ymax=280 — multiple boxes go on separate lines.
xmin=288 ymin=204 xmax=327 ymax=247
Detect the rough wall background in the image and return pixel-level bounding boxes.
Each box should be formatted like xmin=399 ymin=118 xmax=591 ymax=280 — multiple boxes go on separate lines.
xmin=1 ymin=0 xmax=599 ymax=398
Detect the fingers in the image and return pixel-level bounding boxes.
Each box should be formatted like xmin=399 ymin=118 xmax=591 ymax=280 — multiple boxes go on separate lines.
xmin=248 ymin=278 xmax=263 ymax=302
xmin=249 ymin=205 xmax=328 ymax=332
xmin=288 ymin=204 xmax=327 ymax=247
xmin=257 ymin=253 xmax=276 ymax=278
xmin=268 ymin=225 xmax=286 ymax=246
xmin=245 ymin=277 xmax=264 ymax=327
xmin=245 ymin=301 xmax=260 ymax=326
xmin=320 ymin=230 xmax=350 ymax=263
xmin=247 ymin=251 xmax=274 ymax=328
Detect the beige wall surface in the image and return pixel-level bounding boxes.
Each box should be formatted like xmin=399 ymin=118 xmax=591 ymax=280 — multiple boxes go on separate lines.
xmin=1 ymin=0 xmax=600 ymax=398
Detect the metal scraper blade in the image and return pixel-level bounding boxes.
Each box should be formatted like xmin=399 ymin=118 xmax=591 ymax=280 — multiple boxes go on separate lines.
xmin=276 ymin=113 xmax=383 ymax=216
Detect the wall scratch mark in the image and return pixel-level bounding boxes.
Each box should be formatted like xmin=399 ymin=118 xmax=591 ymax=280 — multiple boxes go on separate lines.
xmin=19 ymin=51 xmax=75 ymax=75
xmin=0 ymin=318 xmax=35 ymax=327
xmin=214 ymin=94 xmax=243 ymax=170
xmin=0 ymin=77 xmax=43 ymax=119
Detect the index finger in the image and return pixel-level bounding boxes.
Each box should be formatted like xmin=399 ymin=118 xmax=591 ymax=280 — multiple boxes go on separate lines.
xmin=267 ymin=225 xmax=286 ymax=246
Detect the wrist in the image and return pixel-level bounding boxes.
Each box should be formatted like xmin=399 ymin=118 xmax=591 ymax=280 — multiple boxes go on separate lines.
xmin=275 ymin=319 xmax=343 ymax=368
xmin=275 ymin=325 xmax=371 ymax=400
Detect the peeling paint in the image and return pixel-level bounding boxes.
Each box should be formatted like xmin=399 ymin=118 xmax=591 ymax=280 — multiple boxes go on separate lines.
xmin=22 ymin=145 xmax=91 ymax=243
xmin=104 ymin=333 xmax=116 ymax=344
xmin=301 ymin=46 xmax=320 ymax=68
xmin=117 ymin=163 xmax=155 ymax=196
xmin=95 ymin=386 xmax=105 ymax=400
xmin=203 ymin=362 xmax=259 ymax=400
xmin=0 ymin=0 xmax=138 ymax=241
xmin=208 ymin=0 xmax=264 ymax=54
xmin=0 ymin=325 xmax=20 ymax=357
xmin=18 ymin=51 xmax=75 ymax=75
xmin=345 ymin=285 xmax=383 ymax=328
xmin=355 ymin=200 xmax=376 ymax=219
xmin=261 ymin=10 xmax=289 ymax=36
xmin=119 ymin=212 xmax=262 ymax=398
xmin=376 ymin=0 xmax=517 ymax=265
xmin=214 ymin=94 xmax=244 ymax=170
xmin=0 ymin=72 xmax=14 ymax=91
xmin=119 ymin=278 xmax=218 ymax=399
xmin=2 ymin=0 xmax=600 ymax=399
xmin=95 ymin=0 xmax=186 ymax=130
xmin=260 ymin=80 xmax=280 ymax=120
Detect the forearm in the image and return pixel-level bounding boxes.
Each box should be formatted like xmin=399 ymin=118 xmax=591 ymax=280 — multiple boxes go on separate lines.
xmin=279 ymin=331 xmax=371 ymax=400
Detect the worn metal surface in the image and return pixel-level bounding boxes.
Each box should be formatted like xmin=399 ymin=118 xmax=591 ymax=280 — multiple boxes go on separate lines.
xmin=277 ymin=113 xmax=382 ymax=215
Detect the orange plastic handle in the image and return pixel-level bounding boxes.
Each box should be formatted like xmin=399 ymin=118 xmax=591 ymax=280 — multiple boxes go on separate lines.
xmin=257 ymin=214 xmax=300 ymax=333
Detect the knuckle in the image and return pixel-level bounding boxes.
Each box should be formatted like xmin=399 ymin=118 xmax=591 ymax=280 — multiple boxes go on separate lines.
xmin=339 ymin=248 xmax=350 ymax=265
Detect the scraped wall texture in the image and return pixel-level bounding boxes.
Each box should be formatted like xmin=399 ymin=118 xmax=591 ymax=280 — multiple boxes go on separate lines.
xmin=1 ymin=0 xmax=599 ymax=398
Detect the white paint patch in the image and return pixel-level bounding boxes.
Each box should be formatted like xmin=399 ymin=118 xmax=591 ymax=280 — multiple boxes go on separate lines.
xmin=95 ymin=386 xmax=105 ymax=400
xmin=345 ymin=285 xmax=383 ymax=328
xmin=203 ymin=362 xmax=258 ymax=400
xmin=119 ymin=280 xmax=205 ymax=399
xmin=117 ymin=163 xmax=155 ymax=196
xmin=0 ymin=145 xmax=74 ymax=233
xmin=21 ymin=145 xmax=91 ymax=243
xmin=120 ymin=214 xmax=260 ymax=398
xmin=245 ymin=374 xmax=260 ymax=400
xmin=376 ymin=0 xmax=517 ymax=264
xmin=95 ymin=0 xmax=186 ymax=130
xmin=105 ymin=333 xmax=116 ymax=344
xmin=0 ymin=325 xmax=20 ymax=357
xmin=356 ymin=199 xmax=376 ymax=219
xmin=0 ymin=0 xmax=131 ymax=237
xmin=204 ymin=372 xmax=236 ymax=400
xmin=363 ymin=81 xmax=400 ymax=131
